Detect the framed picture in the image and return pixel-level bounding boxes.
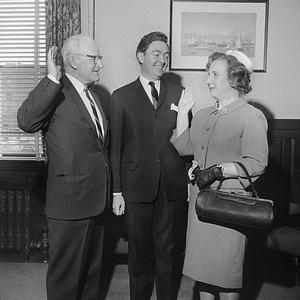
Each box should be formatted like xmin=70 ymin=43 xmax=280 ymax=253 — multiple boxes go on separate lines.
xmin=170 ymin=0 xmax=269 ymax=72
xmin=80 ymin=0 xmax=95 ymax=39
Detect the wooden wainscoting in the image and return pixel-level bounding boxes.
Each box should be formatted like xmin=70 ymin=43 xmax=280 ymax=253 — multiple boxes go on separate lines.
xmin=255 ymin=119 xmax=300 ymax=220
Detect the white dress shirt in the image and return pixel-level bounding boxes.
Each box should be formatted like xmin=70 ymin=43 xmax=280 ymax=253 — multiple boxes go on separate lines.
xmin=139 ymin=74 xmax=160 ymax=105
xmin=48 ymin=73 xmax=104 ymax=137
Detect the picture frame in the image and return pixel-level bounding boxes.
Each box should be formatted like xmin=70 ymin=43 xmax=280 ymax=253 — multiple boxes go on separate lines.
xmin=169 ymin=0 xmax=269 ymax=72
xmin=80 ymin=0 xmax=95 ymax=39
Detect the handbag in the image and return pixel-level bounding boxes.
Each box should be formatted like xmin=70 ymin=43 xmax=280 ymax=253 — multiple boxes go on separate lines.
xmin=195 ymin=162 xmax=274 ymax=230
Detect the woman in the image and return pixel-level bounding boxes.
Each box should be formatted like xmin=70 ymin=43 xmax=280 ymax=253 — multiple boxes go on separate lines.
xmin=171 ymin=51 xmax=269 ymax=300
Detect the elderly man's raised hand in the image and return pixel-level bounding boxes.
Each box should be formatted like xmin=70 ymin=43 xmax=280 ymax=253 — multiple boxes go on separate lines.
xmin=47 ymin=46 xmax=61 ymax=81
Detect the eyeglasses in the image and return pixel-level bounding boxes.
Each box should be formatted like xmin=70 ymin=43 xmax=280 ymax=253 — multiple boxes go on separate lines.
xmin=75 ymin=54 xmax=103 ymax=65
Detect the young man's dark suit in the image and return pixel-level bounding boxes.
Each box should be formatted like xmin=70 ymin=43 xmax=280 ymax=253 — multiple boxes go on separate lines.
xmin=110 ymin=77 xmax=188 ymax=299
xmin=17 ymin=75 xmax=110 ymax=300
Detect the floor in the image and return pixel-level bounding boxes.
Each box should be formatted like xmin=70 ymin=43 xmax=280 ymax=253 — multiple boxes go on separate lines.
xmin=0 ymin=220 xmax=299 ymax=300
xmin=0 ymin=256 xmax=299 ymax=300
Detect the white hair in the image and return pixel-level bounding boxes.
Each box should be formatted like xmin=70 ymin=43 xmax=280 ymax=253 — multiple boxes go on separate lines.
xmin=61 ymin=34 xmax=95 ymax=65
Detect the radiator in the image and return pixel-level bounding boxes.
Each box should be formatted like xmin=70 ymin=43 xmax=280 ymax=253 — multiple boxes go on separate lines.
xmin=0 ymin=188 xmax=37 ymax=261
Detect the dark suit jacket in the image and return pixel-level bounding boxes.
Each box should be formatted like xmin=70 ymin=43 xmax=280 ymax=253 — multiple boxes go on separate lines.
xmin=110 ymin=78 xmax=188 ymax=203
xmin=17 ymin=75 xmax=110 ymax=220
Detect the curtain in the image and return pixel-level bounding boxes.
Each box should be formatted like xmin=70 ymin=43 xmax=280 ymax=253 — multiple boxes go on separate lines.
xmin=46 ymin=0 xmax=81 ymax=64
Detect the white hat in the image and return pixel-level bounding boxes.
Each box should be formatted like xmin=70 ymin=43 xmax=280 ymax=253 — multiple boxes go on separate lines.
xmin=226 ymin=50 xmax=253 ymax=73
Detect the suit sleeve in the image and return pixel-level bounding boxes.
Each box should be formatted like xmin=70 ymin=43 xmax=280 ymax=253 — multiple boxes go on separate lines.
xmin=109 ymin=91 xmax=124 ymax=193
xmin=17 ymin=76 xmax=62 ymax=133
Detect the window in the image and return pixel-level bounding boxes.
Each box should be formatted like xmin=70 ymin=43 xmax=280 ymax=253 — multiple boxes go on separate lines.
xmin=0 ymin=0 xmax=46 ymax=160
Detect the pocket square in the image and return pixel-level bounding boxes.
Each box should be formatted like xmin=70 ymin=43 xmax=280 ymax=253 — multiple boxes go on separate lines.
xmin=170 ymin=103 xmax=178 ymax=112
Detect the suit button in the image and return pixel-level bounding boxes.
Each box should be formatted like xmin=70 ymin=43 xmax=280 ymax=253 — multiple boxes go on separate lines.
xmin=157 ymin=160 xmax=160 ymax=163
xmin=201 ymin=145 xmax=205 ymax=150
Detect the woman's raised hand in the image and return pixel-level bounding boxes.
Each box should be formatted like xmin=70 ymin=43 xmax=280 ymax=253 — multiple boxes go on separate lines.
xmin=178 ymin=87 xmax=195 ymax=113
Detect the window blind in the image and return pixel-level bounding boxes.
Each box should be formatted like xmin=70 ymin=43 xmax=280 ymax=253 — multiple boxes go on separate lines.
xmin=0 ymin=0 xmax=46 ymax=160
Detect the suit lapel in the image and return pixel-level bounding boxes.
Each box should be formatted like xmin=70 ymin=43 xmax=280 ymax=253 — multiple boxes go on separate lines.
xmin=134 ymin=79 xmax=156 ymax=111
xmin=134 ymin=78 xmax=168 ymax=111
xmin=62 ymin=76 xmax=100 ymax=142
xmin=157 ymin=79 xmax=167 ymax=110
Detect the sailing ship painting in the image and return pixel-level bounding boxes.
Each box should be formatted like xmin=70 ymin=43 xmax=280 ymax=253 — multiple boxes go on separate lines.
xmin=181 ymin=12 xmax=256 ymax=58
xmin=171 ymin=1 xmax=267 ymax=71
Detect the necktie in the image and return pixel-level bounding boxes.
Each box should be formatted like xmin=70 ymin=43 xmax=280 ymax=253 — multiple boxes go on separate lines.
xmin=85 ymin=87 xmax=104 ymax=140
xmin=149 ymin=81 xmax=158 ymax=109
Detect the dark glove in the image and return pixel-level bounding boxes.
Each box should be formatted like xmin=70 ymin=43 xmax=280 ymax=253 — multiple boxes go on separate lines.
xmin=195 ymin=165 xmax=224 ymax=190
xmin=190 ymin=165 xmax=201 ymax=185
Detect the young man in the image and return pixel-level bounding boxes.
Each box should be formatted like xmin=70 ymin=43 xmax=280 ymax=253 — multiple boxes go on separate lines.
xmin=110 ymin=31 xmax=188 ymax=300
xmin=17 ymin=34 xmax=110 ymax=300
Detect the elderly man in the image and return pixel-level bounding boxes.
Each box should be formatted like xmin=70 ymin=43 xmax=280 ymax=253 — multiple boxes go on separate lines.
xmin=17 ymin=34 xmax=110 ymax=300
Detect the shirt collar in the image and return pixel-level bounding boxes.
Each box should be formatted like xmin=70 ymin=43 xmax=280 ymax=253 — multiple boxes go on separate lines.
xmin=139 ymin=74 xmax=160 ymax=90
xmin=65 ymin=73 xmax=86 ymax=95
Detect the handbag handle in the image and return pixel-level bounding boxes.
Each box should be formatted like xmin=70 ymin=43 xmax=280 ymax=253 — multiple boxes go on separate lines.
xmin=217 ymin=161 xmax=259 ymax=198
xmin=234 ymin=161 xmax=259 ymax=198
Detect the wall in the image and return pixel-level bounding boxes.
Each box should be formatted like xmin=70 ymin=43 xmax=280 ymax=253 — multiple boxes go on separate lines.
xmin=87 ymin=0 xmax=300 ymax=119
